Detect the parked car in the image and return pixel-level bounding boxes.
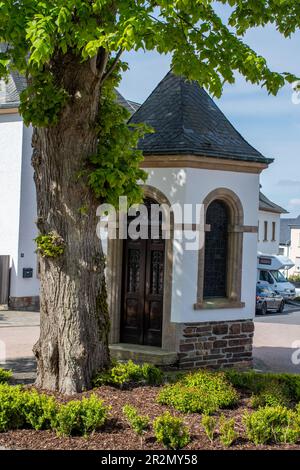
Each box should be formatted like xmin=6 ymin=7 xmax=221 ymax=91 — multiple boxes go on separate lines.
xmin=256 ymin=282 xmax=285 ymax=315
xmin=257 ymin=254 xmax=296 ymax=301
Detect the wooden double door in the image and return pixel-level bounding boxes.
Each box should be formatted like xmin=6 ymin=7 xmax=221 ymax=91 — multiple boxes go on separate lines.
xmin=120 ymin=201 xmax=165 ymax=347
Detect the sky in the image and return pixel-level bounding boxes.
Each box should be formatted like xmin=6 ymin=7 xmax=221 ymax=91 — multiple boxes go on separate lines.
xmin=118 ymin=5 xmax=300 ymax=218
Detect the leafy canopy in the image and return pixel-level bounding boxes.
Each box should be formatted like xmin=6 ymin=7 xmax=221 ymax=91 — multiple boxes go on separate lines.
xmin=0 ymin=1 xmax=299 ymax=204
xmin=1 ymin=1 xmax=298 ymax=99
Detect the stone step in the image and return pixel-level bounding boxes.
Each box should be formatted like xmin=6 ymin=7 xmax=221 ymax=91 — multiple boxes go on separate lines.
xmin=109 ymin=343 xmax=178 ymax=366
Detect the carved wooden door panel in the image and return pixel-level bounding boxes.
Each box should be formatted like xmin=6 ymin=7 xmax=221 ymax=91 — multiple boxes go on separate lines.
xmin=121 ymin=201 xmax=164 ymax=346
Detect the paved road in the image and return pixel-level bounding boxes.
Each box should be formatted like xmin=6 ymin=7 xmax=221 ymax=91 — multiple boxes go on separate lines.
xmin=1 ymin=305 xmax=300 ymax=380
xmin=0 ymin=310 xmax=39 ymax=384
xmin=253 ymin=303 xmax=300 ymax=374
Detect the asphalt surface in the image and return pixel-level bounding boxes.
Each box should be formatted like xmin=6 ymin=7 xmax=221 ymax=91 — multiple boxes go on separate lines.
xmin=253 ymin=303 xmax=300 ymax=374
xmin=1 ymin=304 xmax=300 ymax=381
xmin=0 ymin=310 xmax=38 ymax=384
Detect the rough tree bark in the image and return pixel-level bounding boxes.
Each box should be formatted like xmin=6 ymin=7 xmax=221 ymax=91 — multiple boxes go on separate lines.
xmin=32 ymin=52 xmax=110 ymax=394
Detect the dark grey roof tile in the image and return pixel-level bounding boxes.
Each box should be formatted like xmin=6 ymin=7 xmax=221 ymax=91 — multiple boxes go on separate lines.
xmin=259 ymin=192 xmax=288 ymax=214
xmin=115 ymin=90 xmax=140 ymax=116
xmin=130 ymin=71 xmax=272 ymax=164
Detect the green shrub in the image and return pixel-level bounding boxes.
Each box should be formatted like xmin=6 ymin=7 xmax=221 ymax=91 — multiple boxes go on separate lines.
xmin=158 ymin=370 xmax=238 ymax=414
xmin=219 ymin=416 xmax=238 ymax=447
xmin=288 ymin=274 xmax=300 ymax=283
xmin=244 ymin=406 xmax=300 ymax=445
xmin=201 ymin=415 xmax=217 ymax=443
xmin=123 ymin=405 xmax=150 ymax=436
xmin=141 ymin=363 xmax=164 ymax=386
xmin=0 ymin=386 xmax=109 ymax=437
xmin=0 ymin=369 xmax=12 ymax=384
xmin=21 ymin=389 xmax=58 ymax=430
xmin=251 ymin=381 xmax=291 ymax=409
xmin=0 ymin=384 xmax=26 ymax=431
xmin=0 ymin=384 xmax=58 ymax=432
xmin=153 ymin=412 xmax=190 ymax=450
xmin=56 ymin=394 xmax=109 ymax=436
xmin=93 ymin=360 xmax=164 ymax=388
xmin=226 ymin=370 xmax=300 ymax=403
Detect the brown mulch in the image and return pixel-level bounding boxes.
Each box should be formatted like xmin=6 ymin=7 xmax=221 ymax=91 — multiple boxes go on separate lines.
xmin=0 ymin=385 xmax=300 ymax=450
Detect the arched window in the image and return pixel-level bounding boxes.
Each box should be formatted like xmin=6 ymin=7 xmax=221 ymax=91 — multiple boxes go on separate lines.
xmin=195 ymin=188 xmax=247 ymax=310
xmin=204 ymin=200 xmax=229 ymax=298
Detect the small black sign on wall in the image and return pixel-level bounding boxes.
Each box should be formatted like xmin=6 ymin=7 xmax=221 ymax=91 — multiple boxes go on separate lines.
xmin=23 ymin=268 xmax=33 ymax=279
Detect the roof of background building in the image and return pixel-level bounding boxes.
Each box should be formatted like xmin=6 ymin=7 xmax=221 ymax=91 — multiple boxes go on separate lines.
xmin=0 ymin=71 xmax=27 ymax=109
xmin=115 ymin=90 xmax=140 ymax=115
xmin=259 ymin=192 xmax=288 ymax=215
xmin=280 ymin=216 xmax=300 ymax=245
xmin=0 ymin=43 xmax=26 ymax=108
xmin=0 ymin=68 xmax=139 ymax=115
xmin=0 ymin=66 xmax=273 ymax=166
xmin=129 ymin=71 xmax=273 ymax=164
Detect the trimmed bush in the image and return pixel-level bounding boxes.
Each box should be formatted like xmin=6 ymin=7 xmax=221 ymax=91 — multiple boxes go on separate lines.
xmin=123 ymin=405 xmax=150 ymax=436
xmin=243 ymin=406 xmax=300 ymax=445
xmin=55 ymin=394 xmax=109 ymax=436
xmin=0 ymin=384 xmax=26 ymax=432
xmin=201 ymin=415 xmax=217 ymax=443
xmin=0 ymin=369 xmax=12 ymax=384
xmin=21 ymin=389 xmax=58 ymax=430
xmin=153 ymin=412 xmax=190 ymax=450
xmin=251 ymin=381 xmax=291 ymax=409
xmin=226 ymin=370 xmax=300 ymax=403
xmin=93 ymin=360 xmax=164 ymax=388
xmin=158 ymin=370 xmax=238 ymax=414
xmin=288 ymin=274 xmax=300 ymax=283
xmin=219 ymin=416 xmax=238 ymax=447
xmin=0 ymin=384 xmax=57 ymax=432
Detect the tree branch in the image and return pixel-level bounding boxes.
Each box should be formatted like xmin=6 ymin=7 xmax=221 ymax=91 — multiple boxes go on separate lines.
xmin=96 ymin=47 xmax=109 ymax=78
xmin=100 ymin=49 xmax=123 ymax=86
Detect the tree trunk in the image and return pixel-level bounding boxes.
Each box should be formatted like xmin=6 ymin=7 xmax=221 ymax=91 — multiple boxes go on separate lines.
xmin=32 ymin=54 xmax=110 ymax=394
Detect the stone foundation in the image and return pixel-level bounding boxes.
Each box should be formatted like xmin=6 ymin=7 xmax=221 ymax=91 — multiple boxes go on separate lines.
xmin=178 ymin=319 xmax=254 ymax=369
xmin=9 ymin=296 xmax=40 ymax=312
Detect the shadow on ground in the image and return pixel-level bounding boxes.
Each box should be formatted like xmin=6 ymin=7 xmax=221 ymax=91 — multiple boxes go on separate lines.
xmin=253 ymin=346 xmax=300 ymax=374
xmin=0 ymin=356 xmax=36 ymax=385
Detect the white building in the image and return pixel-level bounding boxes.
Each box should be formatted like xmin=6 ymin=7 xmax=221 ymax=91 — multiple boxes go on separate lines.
xmin=0 ymin=70 xmax=275 ymax=369
xmin=0 ymin=72 xmax=39 ymax=310
xmin=280 ymin=216 xmax=300 ymax=276
xmin=258 ymin=191 xmax=288 ymax=255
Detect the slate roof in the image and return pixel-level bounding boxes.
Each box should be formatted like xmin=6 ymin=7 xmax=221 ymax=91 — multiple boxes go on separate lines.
xmin=0 ymin=66 xmax=139 ymax=115
xmin=280 ymin=216 xmax=300 ymax=245
xmin=129 ymin=71 xmax=272 ymax=164
xmin=0 ymin=71 xmax=27 ymax=109
xmin=259 ymin=192 xmax=288 ymax=215
xmin=0 ymin=43 xmax=26 ymax=108
xmin=115 ymin=90 xmax=140 ymax=116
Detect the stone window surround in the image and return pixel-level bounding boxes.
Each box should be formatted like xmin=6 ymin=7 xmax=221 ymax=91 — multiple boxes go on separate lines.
xmin=107 ymin=184 xmax=178 ymax=352
xmin=194 ymin=188 xmax=257 ymax=311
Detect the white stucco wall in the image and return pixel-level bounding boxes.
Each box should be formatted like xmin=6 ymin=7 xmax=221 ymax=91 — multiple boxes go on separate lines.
xmin=287 ymin=227 xmax=300 ymax=276
xmin=144 ymin=167 xmax=260 ymax=324
xmin=258 ymin=210 xmax=281 ymax=255
xmin=0 ymin=113 xmax=23 ymax=295
xmin=16 ymin=124 xmax=39 ymax=297
xmin=0 ymin=113 xmax=38 ymax=299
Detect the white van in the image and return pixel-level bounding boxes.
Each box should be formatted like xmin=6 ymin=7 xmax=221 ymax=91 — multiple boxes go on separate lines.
xmin=257 ymin=254 xmax=296 ymax=301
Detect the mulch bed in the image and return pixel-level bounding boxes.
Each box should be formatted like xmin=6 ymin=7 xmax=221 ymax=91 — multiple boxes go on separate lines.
xmin=0 ymin=385 xmax=300 ymax=450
